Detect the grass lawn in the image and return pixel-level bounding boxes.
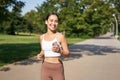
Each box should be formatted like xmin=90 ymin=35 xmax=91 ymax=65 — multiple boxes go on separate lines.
xmin=0 ymin=34 xmax=85 ymax=66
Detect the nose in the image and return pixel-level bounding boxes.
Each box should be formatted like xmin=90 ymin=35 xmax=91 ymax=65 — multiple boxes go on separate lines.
xmin=52 ymin=21 xmax=57 ymax=24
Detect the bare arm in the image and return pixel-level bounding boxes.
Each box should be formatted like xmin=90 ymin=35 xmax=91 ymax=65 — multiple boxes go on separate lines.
xmin=37 ymin=35 xmax=44 ymax=60
xmin=37 ymin=50 xmax=44 ymax=60
xmin=52 ymin=33 xmax=70 ymax=57
xmin=60 ymin=34 xmax=70 ymax=57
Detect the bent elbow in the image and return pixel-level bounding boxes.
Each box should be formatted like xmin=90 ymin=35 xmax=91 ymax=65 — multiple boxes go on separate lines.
xmin=64 ymin=51 xmax=70 ymax=57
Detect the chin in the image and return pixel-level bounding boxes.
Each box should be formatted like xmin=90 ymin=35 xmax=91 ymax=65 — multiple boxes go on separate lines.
xmin=51 ymin=28 xmax=57 ymax=31
xmin=51 ymin=29 xmax=56 ymax=32
xmin=50 ymin=29 xmax=56 ymax=32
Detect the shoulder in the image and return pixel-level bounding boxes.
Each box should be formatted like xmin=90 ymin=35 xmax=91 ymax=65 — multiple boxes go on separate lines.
xmin=39 ymin=33 xmax=45 ymax=40
xmin=57 ymin=32 xmax=65 ymax=37
xmin=56 ymin=32 xmax=66 ymax=41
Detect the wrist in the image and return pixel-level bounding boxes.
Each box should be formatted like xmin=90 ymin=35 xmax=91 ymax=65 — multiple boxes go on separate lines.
xmin=59 ymin=48 xmax=63 ymax=54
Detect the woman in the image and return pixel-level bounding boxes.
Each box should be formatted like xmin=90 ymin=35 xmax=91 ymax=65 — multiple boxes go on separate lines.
xmin=37 ymin=12 xmax=70 ymax=80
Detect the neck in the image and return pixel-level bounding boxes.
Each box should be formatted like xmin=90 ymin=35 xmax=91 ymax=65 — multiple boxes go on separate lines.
xmin=47 ymin=29 xmax=56 ymax=35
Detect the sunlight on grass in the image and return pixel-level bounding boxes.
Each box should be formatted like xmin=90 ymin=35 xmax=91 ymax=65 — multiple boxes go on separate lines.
xmin=0 ymin=34 xmax=39 ymax=44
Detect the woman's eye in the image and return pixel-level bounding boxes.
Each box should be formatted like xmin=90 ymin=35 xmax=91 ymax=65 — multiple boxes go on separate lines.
xmin=49 ymin=19 xmax=58 ymax=23
xmin=55 ymin=20 xmax=58 ymax=23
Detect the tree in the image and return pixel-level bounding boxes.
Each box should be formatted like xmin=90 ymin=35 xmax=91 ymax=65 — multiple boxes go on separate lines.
xmin=0 ymin=0 xmax=25 ymax=34
xmin=24 ymin=0 xmax=119 ymax=37
xmin=109 ymin=0 xmax=120 ymax=34
xmin=24 ymin=10 xmax=39 ymax=34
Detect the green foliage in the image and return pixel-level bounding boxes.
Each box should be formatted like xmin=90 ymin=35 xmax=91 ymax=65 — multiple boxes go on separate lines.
xmin=109 ymin=0 xmax=120 ymax=12
xmin=0 ymin=0 xmax=119 ymax=37
xmin=0 ymin=0 xmax=25 ymax=35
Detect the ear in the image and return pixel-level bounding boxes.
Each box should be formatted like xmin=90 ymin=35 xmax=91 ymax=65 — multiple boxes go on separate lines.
xmin=45 ymin=20 xmax=47 ymax=25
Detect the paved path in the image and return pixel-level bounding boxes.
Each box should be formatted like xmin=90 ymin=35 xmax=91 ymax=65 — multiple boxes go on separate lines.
xmin=0 ymin=32 xmax=120 ymax=80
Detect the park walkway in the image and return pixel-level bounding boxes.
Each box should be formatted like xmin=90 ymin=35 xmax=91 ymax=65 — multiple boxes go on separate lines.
xmin=0 ymin=32 xmax=120 ymax=80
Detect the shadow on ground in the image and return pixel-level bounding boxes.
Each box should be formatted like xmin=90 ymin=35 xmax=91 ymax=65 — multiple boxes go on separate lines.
xmin=69 ymin=44 xmax=120 ymax=55
xmin=14 ymin=42 xmax=120 ymax=65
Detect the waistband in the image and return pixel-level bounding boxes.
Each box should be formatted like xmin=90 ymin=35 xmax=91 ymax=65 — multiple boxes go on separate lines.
xmin=42 ymin=59 xmax=63 ymax=64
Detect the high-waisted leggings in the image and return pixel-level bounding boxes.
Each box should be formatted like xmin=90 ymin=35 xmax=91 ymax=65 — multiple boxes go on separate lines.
xmin=41 ymin=61 xmax=65 ymax=80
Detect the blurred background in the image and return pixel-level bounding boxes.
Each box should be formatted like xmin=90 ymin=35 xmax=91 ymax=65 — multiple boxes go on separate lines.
xmin=0 ymin=0 xmax=120 ymax=66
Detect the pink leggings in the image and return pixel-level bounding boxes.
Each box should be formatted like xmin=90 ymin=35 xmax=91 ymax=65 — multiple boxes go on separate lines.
xmin=41 ymin=61 xmax=65 ymax=80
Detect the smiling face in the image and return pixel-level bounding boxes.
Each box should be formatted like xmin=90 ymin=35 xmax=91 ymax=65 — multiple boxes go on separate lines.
xmin=45 ymin=14 xmax=59 ymax=32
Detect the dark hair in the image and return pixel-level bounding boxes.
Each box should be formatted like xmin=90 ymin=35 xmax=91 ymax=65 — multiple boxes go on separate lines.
xmin=45 ymin=12 xmax=59 ymax=21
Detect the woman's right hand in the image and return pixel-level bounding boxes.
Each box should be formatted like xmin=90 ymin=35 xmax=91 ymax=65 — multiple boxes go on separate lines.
xmin=37 ymin=54 xmax=43 ymax=60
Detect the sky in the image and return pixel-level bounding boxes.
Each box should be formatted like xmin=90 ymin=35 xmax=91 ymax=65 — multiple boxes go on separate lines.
xmin=18 ymin=0 xmax=46 ymax=15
